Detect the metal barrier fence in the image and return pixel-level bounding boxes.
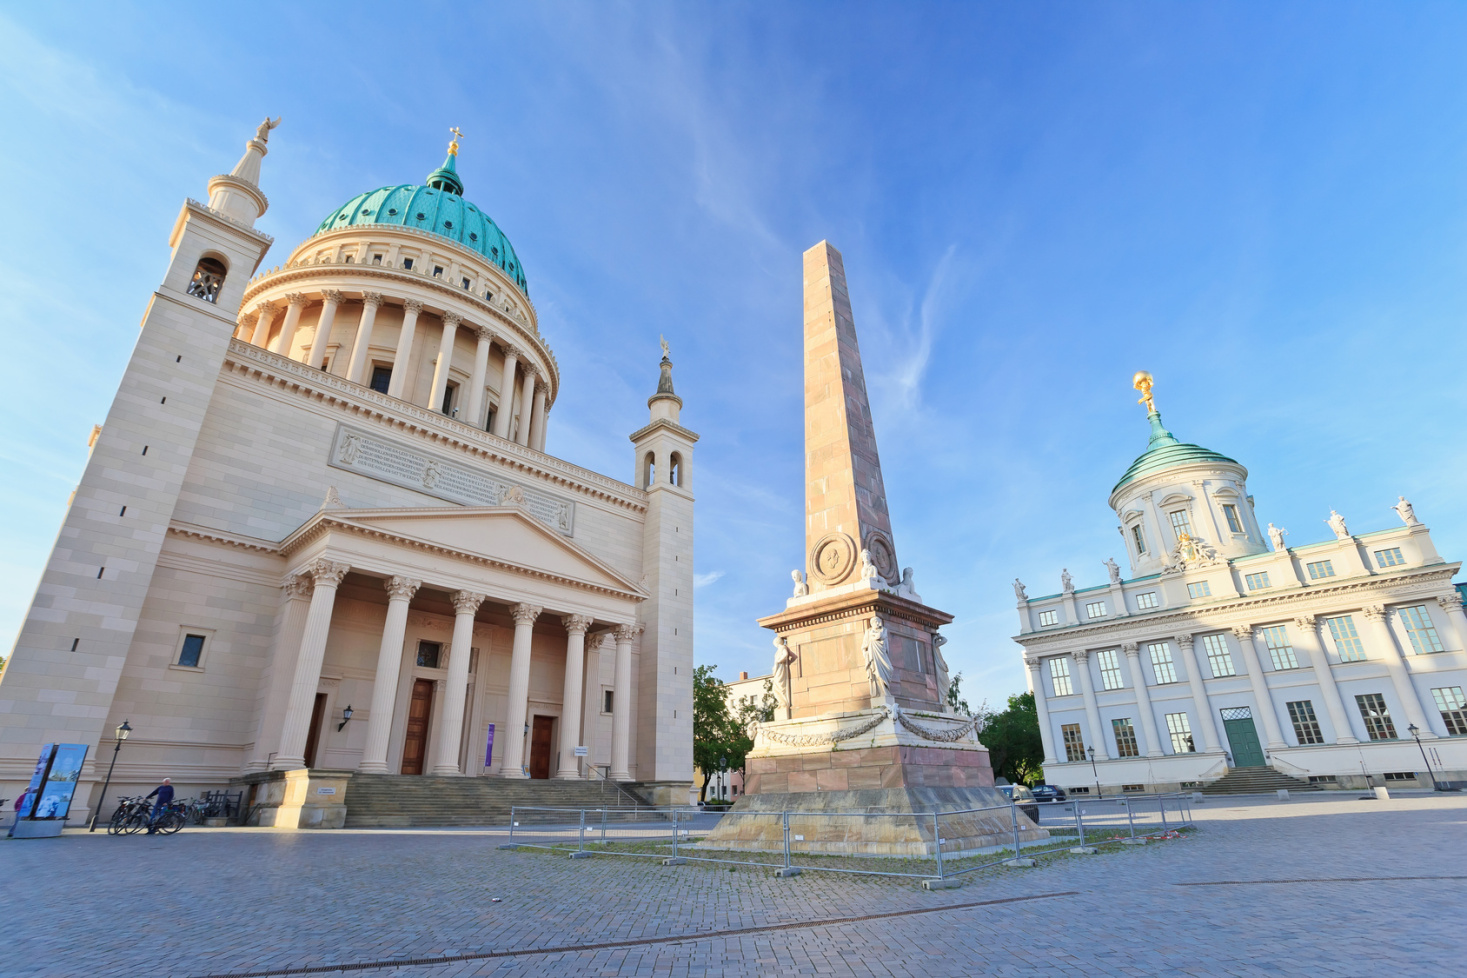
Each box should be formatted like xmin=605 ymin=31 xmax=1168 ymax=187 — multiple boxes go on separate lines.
xmin=500 ymin=792 xmax=1193 ymax=885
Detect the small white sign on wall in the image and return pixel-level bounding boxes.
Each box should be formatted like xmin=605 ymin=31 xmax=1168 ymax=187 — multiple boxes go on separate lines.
xmin=316 ymin=786 xmax=337 ymax=795
xmin=574 ymin=746 xmax=589 ymax=757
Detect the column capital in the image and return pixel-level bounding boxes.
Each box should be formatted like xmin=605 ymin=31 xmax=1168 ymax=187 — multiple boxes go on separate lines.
xmin=1439 ymin=591 xmax=1464 ymax=612
xmin=361 ymin=291 xmax=384 ymax=308
xmin=442 ymin=311 xmax=462 ymax=328
xmin=321 ymin=289 xmax=345 ymax=304
xmin=1023 ymin=654 xmax=1042 ymax=669
xmin=1121 ymin=641 xmax=1139 ymax=655
xmin=614 ymin=623 xmax=644 ymax=642
xmin=403 ymin=298 xmax=424 ymax=314
xmin=1362 ymin=604 xmax=1388 ymax=623
xmin=1293 ymin=613 xmax=1318 ymax=630
xmin=1231 ymin=624 xmax=1253 ymax=639
xmin=502 ymin=343 xmax=523 ymax=361
xmin=535 ymin=380 xmax=549 ymax=395
xmin=283 ymin=574 xmax=313 ymax=600
xmin=452 ymin=590 xmax=486 ymax=615
xmin=285 ymin=291 xmax=309 ymax=307
xmin=474 ymin=325 xmax=496 ymax=343
xmin=1174 ymin=633 xmax=1194 ymax=650
xmin=240 ymin=312 xmax=259 ymax=330
xmin=255 ymin=299 xmax=277 ymax=317
xmin=385 ymin=576 xmax=422 ymax=601
xmin=307 ymin=559 xmax=351 ymax=587
xmin=1071 ymin=649 xmax=1090 ymax=663
xmin=561 ymin=613 xmax=595 ymax=635
xmin=511 ymin=603 xmax=543 ymax=626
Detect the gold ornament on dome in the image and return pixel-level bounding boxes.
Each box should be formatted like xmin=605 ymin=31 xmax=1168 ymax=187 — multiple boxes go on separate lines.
xmin=1133 ymin=370 xmax=1156 ymax=413
xmin=448 ymin=126 xmax=464 ymax=156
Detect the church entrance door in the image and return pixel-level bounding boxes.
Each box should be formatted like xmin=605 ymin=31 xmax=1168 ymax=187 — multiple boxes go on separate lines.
xmin=529 ymin=715 xmax=554 ymax=780
xmin=1221 ymin=708 xmax=1265 ymax=768
xmin=303 ymin=693 xmax=328 ymax=768
xmin=401 ymin=679 xmax=434 ymax=775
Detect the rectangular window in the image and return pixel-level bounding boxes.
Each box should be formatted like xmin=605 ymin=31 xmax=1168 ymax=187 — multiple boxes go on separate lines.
xmin=433 ymin=265 xmax=444 ymax=277
xmin=1306 ymin=560 xmax=1336 ymax=581
xmin=1187 ymin=581 xmax=1212 ymax=599
xmin=1223 ymin=504 xmax=1244 ymax=533
xmin=372 ymin=254 xmax=383 ymax=265
xmin=1131 ymin=523 xmax=1147 ymax=555
xmin=1148 ymin=642 xmax=1177 ymax=684
xmin=441 ymin=382 xmax=456 ymax=416
xmin=1165 ymin=712 xmax=1195 ymax=753
xmin=416 ymin=641 xmax=442 ymax=669
xmin=1326 ymin=615 xmax=1366 ymax=662
xmin=1136 ymin=591 xmax=1158 ymax=610
xmin=369 ymin=365 xmax=392 ymax=394
xmin=1096 ymin=649 xmax=1124 ymax=690
xmin=178 ymin=633 xmax=206 ymax=668
xmin=1086 ymin=601 xmax=1107 ymax=619
xmin=1261 ymin=625 xmax=1299 ymax=670
xmin=401 ymin=257 xmax=414 ymax=270
xmin=1431 ymin=686 xmax=1467 ymax=736
xmin=1038 ymin=609 xmax=1059 ymax=627
xmin=1112 ymin=718 xmax=1140 ymax=757
xmin=1400 ymin=605 xmax=1445 ymax=654
xmin=1202 ymin=634 xmax=1235 ymax=677
xmin=1169 ymin=510 xmax=1193 ymax=538
xmin=1308 ymin=775 xmax=1337 ymax=784
xmin=1356 ymin=693 xmax=1397 ymax=740
xmin=1244 ymin=571 xmax=1271 ymax=590
xmin=461 ymin=276 xmax=471 ymax=289
xmin=1374 ymin=547 xmax=1405 ymax=568
xmin=1061 ymin=723 xmax=1086 ymax=762
xmin=1286 ymin=700 xmax=1325 ymax=744
xmin=1068 ymin=785 xmax=1091 ymax=795
xmin=603 ymin=689 xmax=614 ymax=714
xmin=1122 ymin=783 xmax=1145 ymax=792
xmin=1049 ymin=658 xmax=1073 ymax=697
xmin=1383 ymin=771 xmax=1417 ymax=782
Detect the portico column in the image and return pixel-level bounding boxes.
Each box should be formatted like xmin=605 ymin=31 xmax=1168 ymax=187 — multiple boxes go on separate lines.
xmin=236 ymin=312 xmax=258 ymax=342
xmin=1026 ymin=656 xmax=1058 ymax=765
xmin=1071 ymin=650 xmax=1109 ymax=760
xmin=1293 ymin=614 xmax=1359 ymax=744
xmin=499 ymin=603 xmax=543 ymax=778
xmin=345 ymin=292 xmax=384 ymax=384
xmin=515 ymin=367 xmax=538 ymax=445
xmin=1233 ymin=625 xmax=1289 ymax=751
xmin=273 ymin=293 xmax=307 ymax=357
xmin=358 ymin=576 xmax=421 ymax=774
xmin=492 ymin=345 xmax=520 ymax=438
xmin=1437 ymin=591 xmax=1467 ymax=652
xmin=1122 ymin=642 xmax=1164 ymax=757
xmin=1176 ymin=634 xmax=1222 ymax=753
xmin=306 ymin=290 xmax=344 ymax=369
xmin=1362 ymin=605 xmax=1438 ymax=737
xmin=244 ymin=575 xmax=313 ymax=771
xmin=556 ymin=614 xmax=595 ymax=779
xmin=610 ymin=623 xmax=640 ymax=780
xmin=528 ymin=382 xmax=548 ymax=451
xmin=429 ymin=313 xmax=461 ymax=415
xmin=386 ymin=299 xmax=422 ymax=400
xmin=249 ymin=300 xmax=277 ymax=347
xmin=431 ymin=590 xmax=486 ymax=775
xmin=465 ymin=326 xmax=495 ymax=427
xmin=272 ymin=559 xmax=351 ymax=769
xmin=534 ymin=407 xmax=550 ymax=453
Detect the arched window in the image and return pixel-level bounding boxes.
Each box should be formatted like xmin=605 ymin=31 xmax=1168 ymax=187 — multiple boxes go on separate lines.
xmin=187 ymin=256 xmax=227 ymax=303
xmin=643 ymin=451 xmax=656 ymax=489
xmin=668 ymin=452 xmax=682 ymax=487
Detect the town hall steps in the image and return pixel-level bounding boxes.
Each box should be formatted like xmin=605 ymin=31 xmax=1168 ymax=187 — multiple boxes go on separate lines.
xmin=343 ymin=774 xmax=658 ymax=828
xmin=1200 ymin=766 xmax=1321 ymax=796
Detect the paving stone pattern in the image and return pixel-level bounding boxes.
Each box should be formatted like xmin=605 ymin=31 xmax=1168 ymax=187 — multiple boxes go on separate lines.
xmin=5 ymin=794 xmax=1464 ymax=977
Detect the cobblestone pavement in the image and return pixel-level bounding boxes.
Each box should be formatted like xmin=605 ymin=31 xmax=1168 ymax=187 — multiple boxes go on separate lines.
xmin=5 ymin=793 xmax=1464 ymax=977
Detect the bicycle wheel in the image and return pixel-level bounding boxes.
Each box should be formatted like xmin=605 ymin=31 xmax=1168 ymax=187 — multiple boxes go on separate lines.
xmin=159 ymin=811 xmax=186 ymax=835
xmin=107 ymin=812 xmax=126 ymax=835
xmin=123 ymin=812 xmax=150 ymax=834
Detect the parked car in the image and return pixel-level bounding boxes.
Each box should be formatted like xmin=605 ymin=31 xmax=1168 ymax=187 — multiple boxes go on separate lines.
xmin=1030 ymin=784 xmax=1067 ymax=803
xmin=998 ymin=783 xmax=1040 ymax=824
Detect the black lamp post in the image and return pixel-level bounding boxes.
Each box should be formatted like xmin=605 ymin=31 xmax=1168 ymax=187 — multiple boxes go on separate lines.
xmin=1407 ymin=724 xmax=1442 ymax=791
xmin=1087 ymin=745 xmax=1102 ymax=799
xmin=88 ymin=719 xmax=132 ymax=832
xmin=719 ymin=754 xmax=728 ymax=801
xmin=337 ymin=704 xmax=354 ymax=732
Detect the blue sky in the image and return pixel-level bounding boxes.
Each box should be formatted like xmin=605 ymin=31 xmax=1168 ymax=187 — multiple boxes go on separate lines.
xmin=2 ymin=3 xmax=1466 ymax=703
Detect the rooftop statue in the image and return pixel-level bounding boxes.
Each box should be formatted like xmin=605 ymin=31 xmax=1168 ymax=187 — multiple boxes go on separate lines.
xmin=1394 ymin=496 xmax=1420 ymax=527
xmin=790 ymin=569 xmax=808 ymax=597
xmin=255 ymin=116 xmax=281 ymax=143
xmin=1060 ymin=568 xmax=1074 ymax=593
xmin=1268 ymin=523 xmax=1288 ymax=552
xmin=1133 ymin=370 xmax=1156 ymax=413
xmin=1013 ymin=578 xmax=1028 ymax=602
xmin=1326 ymin=510 xmax=1350 ymax=540
xmin=1104 ymin=557 xmax=1121 ymax=585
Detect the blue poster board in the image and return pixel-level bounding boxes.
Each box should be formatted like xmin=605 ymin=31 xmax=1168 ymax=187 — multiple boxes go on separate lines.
xmin=15 ymin=744 xmax=53 ymax=819
xmin=17 ymin=743 xmax=90 ymax=821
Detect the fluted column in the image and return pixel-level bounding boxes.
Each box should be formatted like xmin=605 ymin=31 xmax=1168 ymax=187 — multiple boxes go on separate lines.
xmin=1176 ymin=634 xmax=1222 ymax=753
xmin=245 ymin=575 xmax=313 ymax=771
xmin=492 ymin=345 xmax=520 ymax=438
xmin=273 ymin=293 xmax=307 ymax=357
xmin=1233 ymin=625 xmax=1289 ymax=750
xmin=1071 ymin=650 xmax=1110 ymax=761
xmin=515 ymin=367 xmax=538 ymax=445
xmin=534 ymin=406 xmax=550 ymax=453
xmin=249 ymin=300 xmax=277 ymax=346
xmin=1437 ymin=591 xmax=1467 ymax=652
xmin=465 ymin=326 xmax=495 ymax=427
xmin=345 ymin=292 xmax=384 ymax=384
xmin=359 ymin=576 xmax=421 ymax=773
xmin=386 ymin=299 xmax=422 ymax=400
xmin=431 ymin=590 xmax=485 ymax=775
xmin=236 ymin=312 xmax=258 ymax=342
xmin=429 ymin=313 xmax=461 ymax=415
xmin=1362 ymin=605 xmax=1437 ymax=737
xmin=610 ymin=623 xmax=640 ymax=780
xmin=555 ymin=614 xmax=595 ymax=779
xmin=273 ymin=559 xmax=351 ymax=769
xmin=1026 ymin=656 xmax=1058 ymax=765
xmin=529 ymin=382 xmax=548 ymax=452
xmin=306 ymin=290 xmax=344 ymax=369
xmin=1293 ymin=614 xmax=1359 ymax=744
xmin=1122 ymin=642 xmax=1163 ymax=757
xmin=499 ymin=603 xmax=543 ymax=778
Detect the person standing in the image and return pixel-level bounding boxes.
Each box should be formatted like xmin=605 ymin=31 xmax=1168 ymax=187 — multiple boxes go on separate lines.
xmin=6 ymin=789 xmax=30 ymax=838
xmin=144 ymin=779 xmax=174 ymax=834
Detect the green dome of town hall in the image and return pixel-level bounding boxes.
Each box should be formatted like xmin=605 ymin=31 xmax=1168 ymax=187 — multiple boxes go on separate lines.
xmin=313 ymin=146 xmax=528 ymax=295
xmin=1112 ymin=372 xmax=1240 ymax=495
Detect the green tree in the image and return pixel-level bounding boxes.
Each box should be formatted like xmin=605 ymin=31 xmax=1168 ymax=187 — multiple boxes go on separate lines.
xmin=946 ymin=671 xmax=972 ymax=715
xmin=978 ymin=691 xmax=1044 ymax=786
xmin=693 ymin=666 xmax=776 ymax=803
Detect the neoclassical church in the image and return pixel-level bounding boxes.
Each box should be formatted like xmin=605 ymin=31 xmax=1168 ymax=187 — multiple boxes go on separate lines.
xmin=1015 ymin=374 xmax=1467 ymax=793
xmin=0 ymin=121 xmax=697 ymax=823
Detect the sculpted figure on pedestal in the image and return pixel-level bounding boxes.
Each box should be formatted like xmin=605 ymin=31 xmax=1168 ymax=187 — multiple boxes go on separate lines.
xmin=1267 ymin=523 xmax=1288 ymax=552
xmin=1104 ymin=558 xmax=1121 ymax=585
xmin=790 ymin=569 xmax=808 ymax=597
xmin=859 ymin=548 xmax=879 ymax=584
xmin=933 ymin=635 xmax=952 ymax=714
xmin=862 ymin=615 xmax=895 ymax=703
xmin=1394 ymin=496 xmax=1420 ymax=526
xmin=771 ymin=636 xmax=798 ymax=720
xmin=1060 ymin=568 xmax=1073 ymax=593
xmin=1326 ymin=510 xmax=1350 ymax=540
xmin=1013 ymin=578 xmax=1028 ymax=602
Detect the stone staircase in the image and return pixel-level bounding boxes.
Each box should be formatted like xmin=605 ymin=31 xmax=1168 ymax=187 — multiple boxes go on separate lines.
xmin=343 ymin=774 xmax=658 ymax=827
xmin=1200 ymin=766 xmax=1321 ymax=796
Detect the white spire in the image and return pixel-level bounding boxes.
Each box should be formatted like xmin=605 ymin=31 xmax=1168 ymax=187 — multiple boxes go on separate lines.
xmin=207 ymin=117 xmax=278 ymax=227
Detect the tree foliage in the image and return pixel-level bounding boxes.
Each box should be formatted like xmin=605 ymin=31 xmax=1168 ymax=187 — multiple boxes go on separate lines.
xmin=692 ymin=665 xmax=775 ymax=802
xmin=945 ymin=671 xmax=972 ymax=715
xmin=977 ymin=691 xmax=1044 ymax=786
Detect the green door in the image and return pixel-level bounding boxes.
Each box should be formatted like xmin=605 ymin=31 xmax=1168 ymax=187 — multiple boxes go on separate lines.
xmin=1223 ymin=714 xmax=1265 ymax=767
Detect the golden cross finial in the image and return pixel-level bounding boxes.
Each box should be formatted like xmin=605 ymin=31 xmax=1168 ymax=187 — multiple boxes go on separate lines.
xmin=1132 ymin=370 xmax=1156 ymax=414
xmin=448 ymin=126 xmax=464 ymax=156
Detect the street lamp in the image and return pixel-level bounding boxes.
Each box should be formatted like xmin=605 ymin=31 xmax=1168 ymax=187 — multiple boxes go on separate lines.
xmin=337 ymin=704 xmax=354 ymax=732
xmin=1407 ymin=724 xmax=1443 ymax=791
xmin=88 ymin=719 xmax=132 ymax=832
xmin=719 ymin=754 xmax=728 ymax=802
xmin=1087 ymin=745 xmax=1102 ymax=800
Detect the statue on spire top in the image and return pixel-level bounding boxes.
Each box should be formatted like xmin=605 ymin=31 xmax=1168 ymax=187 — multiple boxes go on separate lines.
xmin=1133 ymin=370 xmax=1156 ymax=414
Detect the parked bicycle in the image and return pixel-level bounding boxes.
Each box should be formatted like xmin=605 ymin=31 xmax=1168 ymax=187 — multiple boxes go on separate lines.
xmin=106 ymin=795 xmax=186 ymax=835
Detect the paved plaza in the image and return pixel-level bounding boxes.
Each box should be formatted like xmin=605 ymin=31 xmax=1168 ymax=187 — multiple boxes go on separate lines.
xmin=4 ymin=793 xmax=1464 ymax=977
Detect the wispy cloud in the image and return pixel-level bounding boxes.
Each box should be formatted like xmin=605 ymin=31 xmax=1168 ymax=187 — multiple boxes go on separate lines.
xmin=693 ymin=570 xmax=726 ymax=589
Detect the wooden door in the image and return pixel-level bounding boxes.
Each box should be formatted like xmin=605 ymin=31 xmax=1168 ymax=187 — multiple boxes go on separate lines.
xmin=400 ymin=679 xmax=434 ymax=775
xmin=1224 ymin=716 xmax=1265 ymax=767
xmin=529 ymin=715 xmax=554 ymax=780
xmin=303 ymin=693 xmax=328 ymax=768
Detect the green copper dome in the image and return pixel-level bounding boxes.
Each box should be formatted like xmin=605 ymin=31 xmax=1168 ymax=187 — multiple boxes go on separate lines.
xmin=313 ymin=151 xmax=528 ymax=295
xmin=1112 ymin=411 xmax=1239 ymax=494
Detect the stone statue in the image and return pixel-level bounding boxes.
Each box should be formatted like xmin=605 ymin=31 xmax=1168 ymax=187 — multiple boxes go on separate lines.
xmin=1104 ymin=558 xmax=1121 ymax=585
xmin=660 ymin=334 xmax=670 ymax=359
xmin=933 ymin=635 xmax=952 ymax=714
xmin=1394 ymin=496 xmax=1420 ymax=527
xmin=1176 ymin=533 xmax=1199 ymax=564
xmin=1060 ymin=568 xmax=1074 ymax=593
xmin=422 ymin=461 xmax=441 ymax=489
xmin=255 ymin=116 xmax=282 ymax=143
xmin=790 ymin=569 xmax=808 ymax=597
xmin=862 ymin=615 xmax=895 ymax=703
xmin=1267 ymin=523 xmax=1288 ymax=552
xmin=859 ymin=548 xmax=879 ymax=583
xmin=901 ymin=567 xmax=915 ymax=591
xmin=772 ymin=637 xmax=798 ymax=720
xmin=1013 ymin=578 xmax=1028 ymax=602
xmin=1326 ymin=510 xmax=1350 ymax=540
